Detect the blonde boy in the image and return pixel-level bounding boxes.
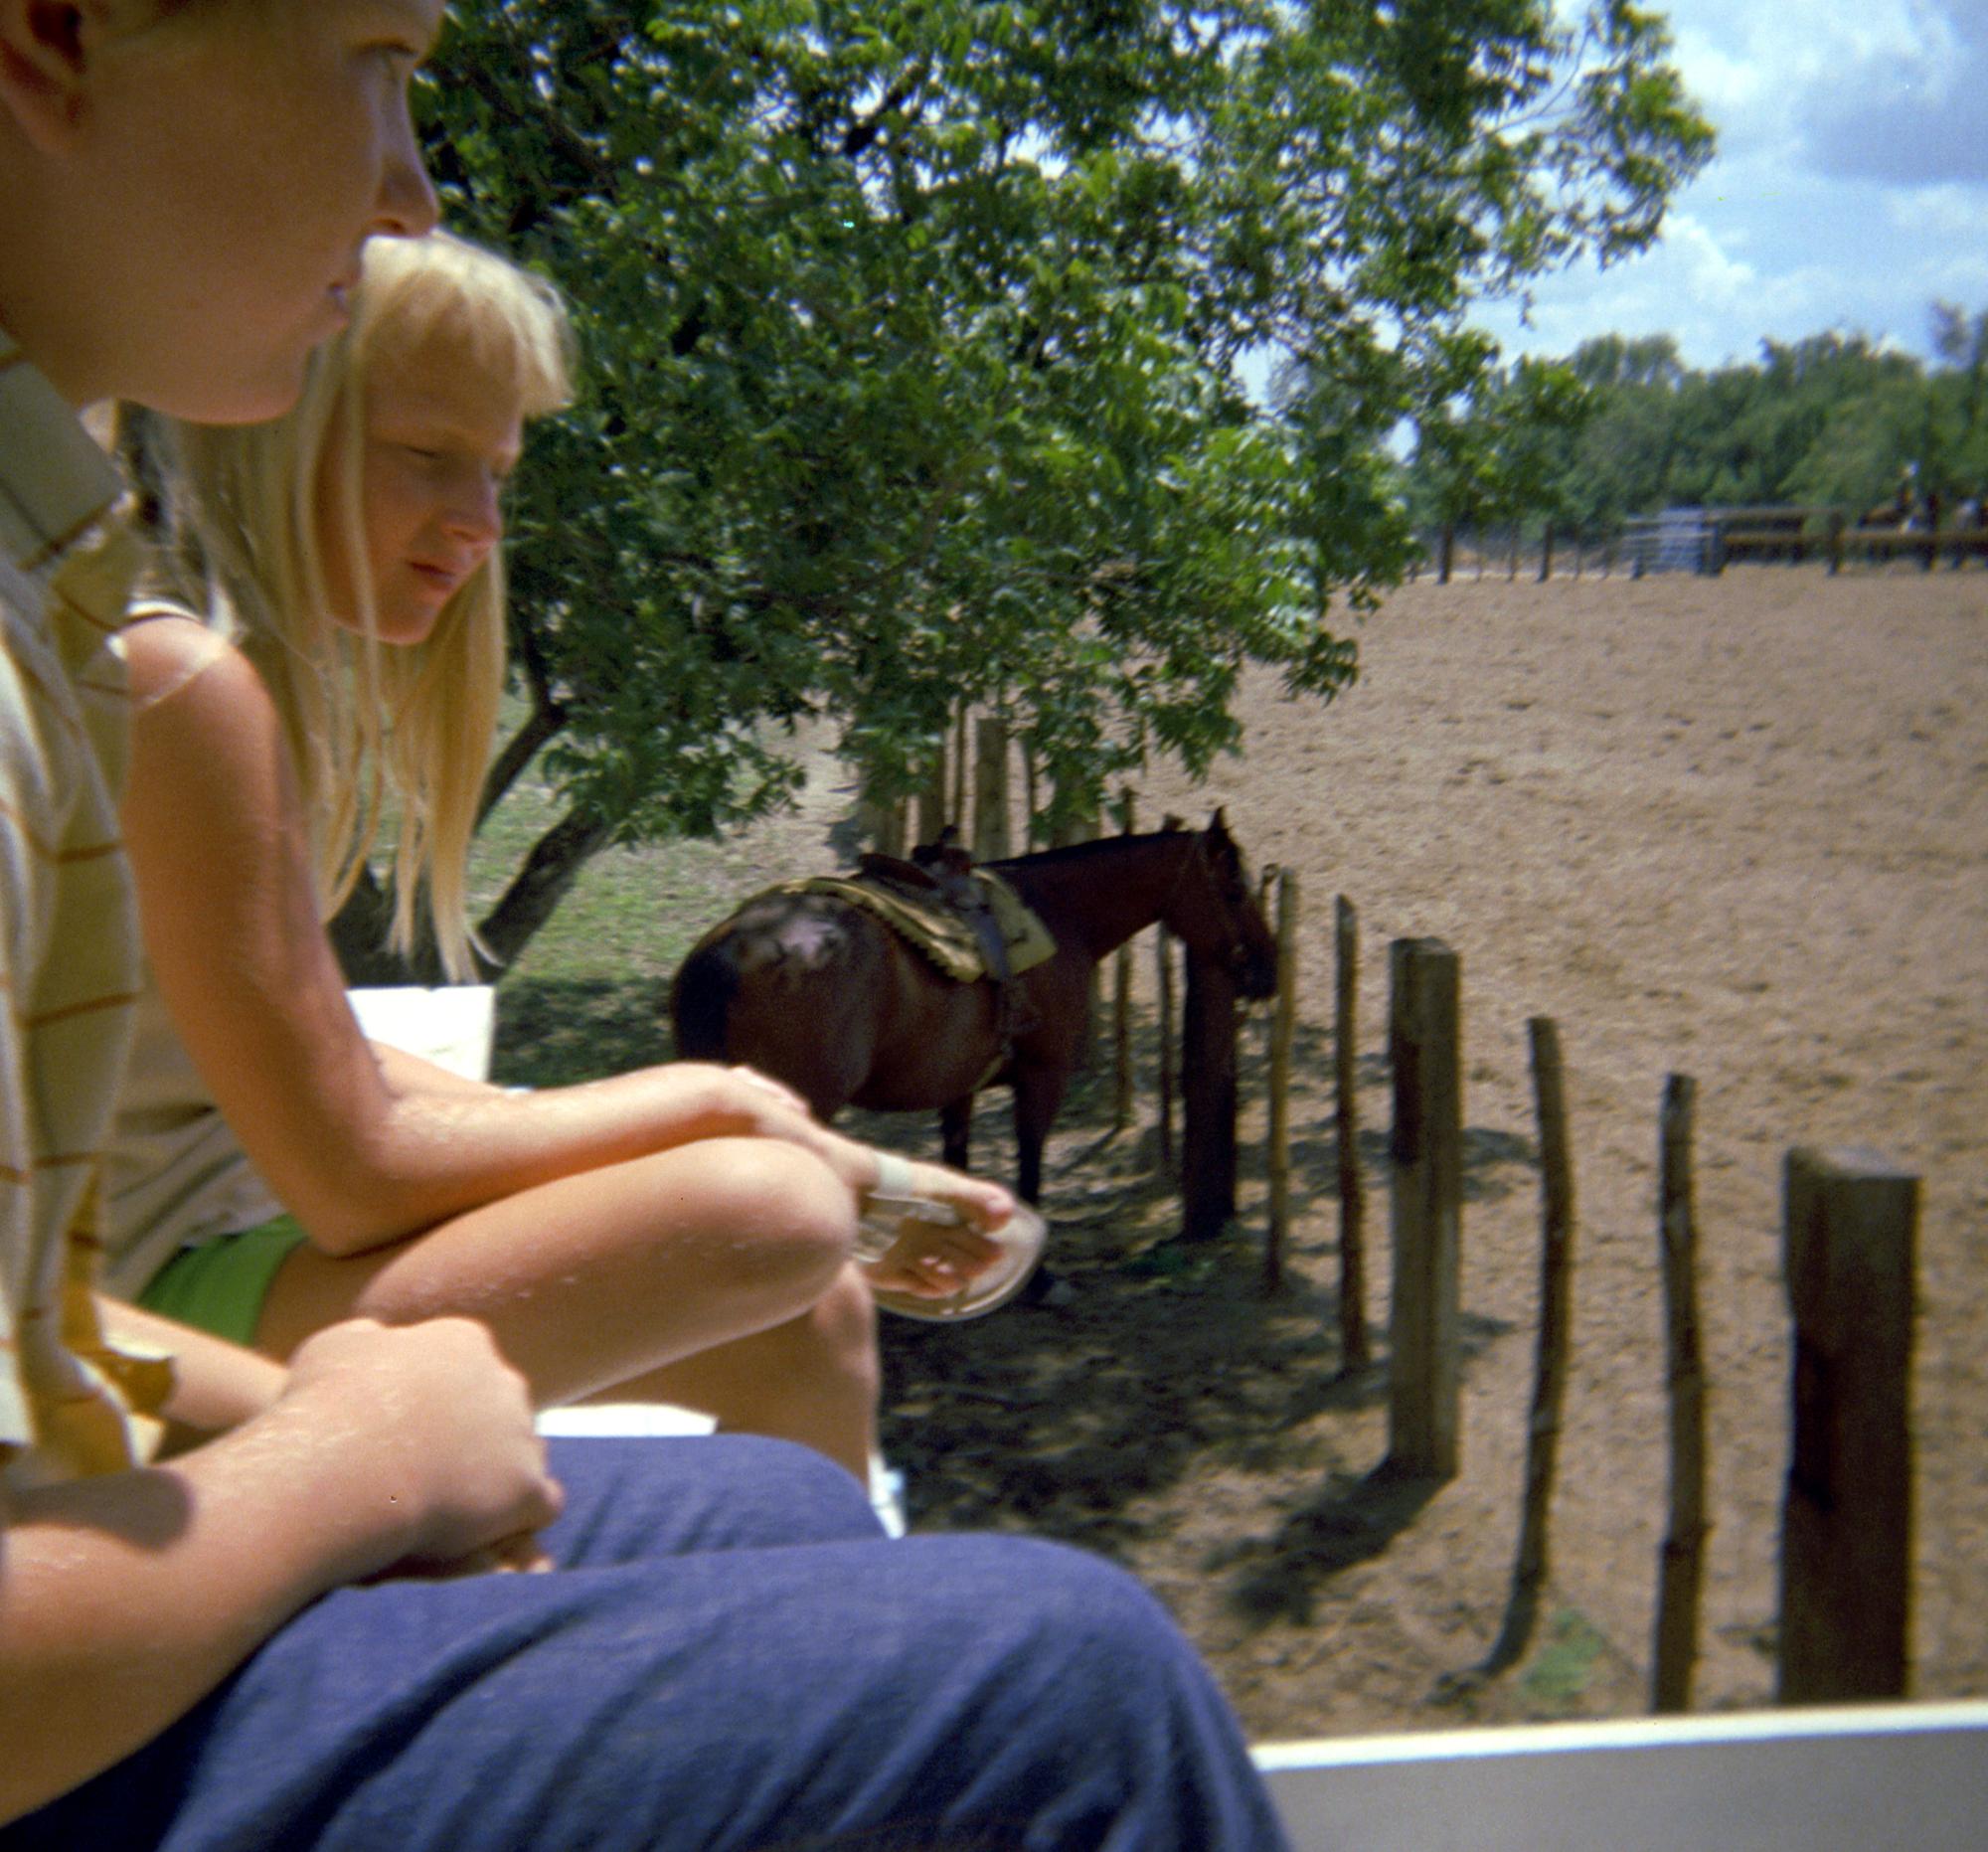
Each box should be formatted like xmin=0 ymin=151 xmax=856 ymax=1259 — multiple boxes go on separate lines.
xmin=0 ymin=0 xmax=564 ymax=1821
xmin=0 ymin=6 xmax=1286 ymax=1845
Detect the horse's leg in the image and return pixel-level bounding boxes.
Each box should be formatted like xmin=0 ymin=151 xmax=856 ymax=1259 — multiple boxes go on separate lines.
xmin=1009 ymin=1063 xmax=1069 ymax=1206
xmin=939 ymin=1095 xmax=974 ymax=1172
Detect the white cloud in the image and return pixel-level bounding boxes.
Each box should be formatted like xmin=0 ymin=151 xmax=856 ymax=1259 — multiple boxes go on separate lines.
xmin=1886 ymin=183 xmax=1988 ymax=238
xmin=1661 ymin=0 xmax=1984 ymax=183
xmin=1468 ymin=1 xmax=1988 ymax=370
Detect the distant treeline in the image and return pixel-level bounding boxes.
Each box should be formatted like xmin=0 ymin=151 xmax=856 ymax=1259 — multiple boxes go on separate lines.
xmin=1402 ymin=306 xmax=1988 ymax=543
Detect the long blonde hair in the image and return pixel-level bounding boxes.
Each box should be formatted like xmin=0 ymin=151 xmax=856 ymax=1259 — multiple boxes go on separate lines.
xmin=162 ymin=231 xmax=575 ymax=979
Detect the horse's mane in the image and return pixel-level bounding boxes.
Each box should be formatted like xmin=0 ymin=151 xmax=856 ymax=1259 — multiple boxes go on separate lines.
xmin=985 ymin=826 xmax=1193 ymax=875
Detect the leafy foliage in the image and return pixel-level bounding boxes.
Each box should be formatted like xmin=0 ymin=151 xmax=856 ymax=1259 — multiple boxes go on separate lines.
xmin=1407 ymin=308 xmax=1988 ymax=546
xmin=411 ymin=0 xmax=1710 ymax=965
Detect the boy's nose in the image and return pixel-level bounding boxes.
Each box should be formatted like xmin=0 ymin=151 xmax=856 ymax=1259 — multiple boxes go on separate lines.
xmin=377 ymin=102 xmax=440 ymax=239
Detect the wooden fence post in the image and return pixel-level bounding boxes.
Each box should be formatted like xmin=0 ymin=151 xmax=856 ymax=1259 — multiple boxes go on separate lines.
xmin=1335 ymin=896 xmax=1369 ymax=1369
xmin=1777 ymin=1146 xmax=1917 ymax=1705
xmin=971 ymin=717 xmax=1010 ymax=861
xmin=1653 ymin=1073 xmax=1708 ymax=1713
xmin=1480 ymin=1017 xmax=1575 ymax=1674
xmin=913 ymin=743 xmax=948 ymax=846
xmin=858 ymin=778 xmax=906 ymax=856
xmin=1264 ymin=870 xmax=1299 ymax=1292
xmin=949 ymin=707 xmax=969 ymax=826
xmin=1180 ymin=952 xmax=1239 ymax=1242
xmin=1156 ymin=926 xmax=1176 ymax=1171
xmin=1112 ymin=795 xmax=1136 ymax=1130
xmin=1386 ymin=937 xmax=1462 ymax=1480
xmin=1052 ymin=799 xmax=1101 ymax=1065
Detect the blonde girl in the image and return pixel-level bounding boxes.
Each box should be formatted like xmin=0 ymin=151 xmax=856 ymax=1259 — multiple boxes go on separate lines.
xmin=108 ymin=230 xmax=1012 ymax=1481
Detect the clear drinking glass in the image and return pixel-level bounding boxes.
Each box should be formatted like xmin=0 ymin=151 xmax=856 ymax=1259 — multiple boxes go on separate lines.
xmin=855 ymin=1180 xmax=1049 ymax=1323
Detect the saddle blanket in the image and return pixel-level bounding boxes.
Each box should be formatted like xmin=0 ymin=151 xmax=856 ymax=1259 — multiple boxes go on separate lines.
xmin=775 ymin=870 xmax=1056 ymax=984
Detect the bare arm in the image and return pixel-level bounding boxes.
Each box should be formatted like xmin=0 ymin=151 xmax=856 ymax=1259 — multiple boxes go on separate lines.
xmin=95 ymin=1293 xmax=285 ymax=1436
xmin=368 ymin=1039 xmax=504 ymax=1100
xmin=121 ymin=620 xmax=1011 ymax=1255
xmin=0 ymin=1313 xmax=561 ymax=1827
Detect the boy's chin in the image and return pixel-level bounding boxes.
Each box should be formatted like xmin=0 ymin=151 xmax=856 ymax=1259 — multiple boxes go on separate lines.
xmin=147 ymin=349 xmax=314 ymax=428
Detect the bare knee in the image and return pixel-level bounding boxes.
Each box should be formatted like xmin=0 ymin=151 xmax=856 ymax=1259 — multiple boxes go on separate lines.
xmin=678 ymin=1136 xmax=858 ymax=1291
xmin=801 ymin=1263 xmax=881 ymax=1400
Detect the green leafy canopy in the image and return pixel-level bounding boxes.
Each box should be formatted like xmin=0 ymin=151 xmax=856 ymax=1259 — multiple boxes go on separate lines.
xmin=412 ymin=0 xmax=1710 ymax=966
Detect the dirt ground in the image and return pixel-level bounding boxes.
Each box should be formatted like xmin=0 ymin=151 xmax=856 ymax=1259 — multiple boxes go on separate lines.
xmin=779 ymin=563 xmax=1987 ymax=1743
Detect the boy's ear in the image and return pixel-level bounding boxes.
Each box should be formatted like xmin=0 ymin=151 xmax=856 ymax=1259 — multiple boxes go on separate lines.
xmin=0 ymin=2 xmax=112 ymax=152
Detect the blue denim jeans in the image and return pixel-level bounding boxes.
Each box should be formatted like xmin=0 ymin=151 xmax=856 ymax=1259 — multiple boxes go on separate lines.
xmin=7 ymin=1436 xmax=1287 ymax=1850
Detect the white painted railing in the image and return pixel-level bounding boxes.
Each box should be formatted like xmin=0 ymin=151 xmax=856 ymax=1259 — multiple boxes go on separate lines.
xmin=1251 ymin=1699 xmax=1988 ymax=1850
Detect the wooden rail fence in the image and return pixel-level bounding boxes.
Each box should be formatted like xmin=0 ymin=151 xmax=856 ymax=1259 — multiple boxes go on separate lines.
xmin=854 ymin=738 xmax=1924 ymax=1716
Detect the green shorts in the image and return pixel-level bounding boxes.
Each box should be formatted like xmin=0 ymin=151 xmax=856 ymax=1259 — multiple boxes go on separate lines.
xmin=136 ymin=1214 xmax=311 ymax=1347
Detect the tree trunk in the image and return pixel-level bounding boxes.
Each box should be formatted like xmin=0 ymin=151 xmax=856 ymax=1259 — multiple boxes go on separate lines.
xmin=1335 ymin=894 xmax=1369 ymax=1369
xmin=486 ymin=601 xmax=569 ymax=824
xmin=1386 ymin=936 xmax=1462 ymax=1481
xmin=479 ymin=694 xmax=567 ymax=826
xmin=1653 ymin=1073 xmax=1708 ymax=1713
xmin=474 ymin=804 xmax=619 ymax=973
xmin=327 ymin=865 xmax=420 ymax=986
xmin=1480 ymin=1017 xmax=1575 ymax=1676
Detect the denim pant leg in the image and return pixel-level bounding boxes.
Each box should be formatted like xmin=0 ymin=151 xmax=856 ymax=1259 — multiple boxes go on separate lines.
xmin=8 ymin=1438 xmax=1286 ymax=1852
xmin=536 ymin=1433 xmax=891 ymax=1560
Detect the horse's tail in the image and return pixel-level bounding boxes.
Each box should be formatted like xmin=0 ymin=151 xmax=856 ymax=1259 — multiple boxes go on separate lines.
xmin=669 ymin=936 xmax=742 ymax=1061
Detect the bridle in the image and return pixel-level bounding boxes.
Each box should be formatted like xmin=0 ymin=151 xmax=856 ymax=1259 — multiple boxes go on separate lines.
xmin=1158 ymin=828 xmax=1256 ymax=979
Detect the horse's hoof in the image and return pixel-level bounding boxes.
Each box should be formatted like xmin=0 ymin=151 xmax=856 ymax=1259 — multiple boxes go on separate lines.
xmin=1017 ymin=1264 xmax=1075 ymax=1310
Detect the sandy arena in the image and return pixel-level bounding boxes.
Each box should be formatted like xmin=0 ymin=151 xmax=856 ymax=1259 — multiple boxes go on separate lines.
xmin=853 ymin=562 xmax=1987 ymax=1739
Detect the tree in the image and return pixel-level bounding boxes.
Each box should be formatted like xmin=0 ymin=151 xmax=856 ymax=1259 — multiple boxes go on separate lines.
xmin=1488 ymin=359 xmax=1595 ymax=555
xmin=373 ymin=0 xmax=1711 ymax=975
xmin=1929 ymin=301 xmax=1988 ymax=497
xmin=1552 ymin=332 xmax=1685 ymax=536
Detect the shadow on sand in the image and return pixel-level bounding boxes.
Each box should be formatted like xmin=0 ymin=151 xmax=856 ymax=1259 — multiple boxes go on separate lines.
xmin=861 ymin=1003 xmax=1531 ymax=1622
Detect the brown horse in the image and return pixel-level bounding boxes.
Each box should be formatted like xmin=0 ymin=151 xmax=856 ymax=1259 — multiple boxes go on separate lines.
xmin=669 ymin=811 xmax=1278 ymax=1202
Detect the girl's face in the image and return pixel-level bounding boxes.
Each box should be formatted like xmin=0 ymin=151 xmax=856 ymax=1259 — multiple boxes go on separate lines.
xmin=318 ymin=330 xmax=525 ymax=645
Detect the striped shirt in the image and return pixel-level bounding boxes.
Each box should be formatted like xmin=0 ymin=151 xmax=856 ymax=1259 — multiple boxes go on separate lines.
xmin=0 ymin=332 xmax=169 ymax=1492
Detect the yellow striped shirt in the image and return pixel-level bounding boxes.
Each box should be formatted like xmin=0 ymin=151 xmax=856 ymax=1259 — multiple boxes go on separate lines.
xmin=0 ymin=333 xmax=169 ymax=1491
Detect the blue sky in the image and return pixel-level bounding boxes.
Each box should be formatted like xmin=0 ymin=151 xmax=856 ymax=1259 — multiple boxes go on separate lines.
xmin=1470 ymin=0 xmax=1988 ymax=371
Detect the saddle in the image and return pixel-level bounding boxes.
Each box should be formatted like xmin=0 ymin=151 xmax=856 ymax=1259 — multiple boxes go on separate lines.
xmin=775 ymin=846 xmax=1058 ymax=989
xmin=774 ymin=834 xmax=1053 ymax=1060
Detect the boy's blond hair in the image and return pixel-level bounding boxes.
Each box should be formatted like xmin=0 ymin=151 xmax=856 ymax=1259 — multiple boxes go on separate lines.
xmin=163 ymin=231 xmax=574 ymax=979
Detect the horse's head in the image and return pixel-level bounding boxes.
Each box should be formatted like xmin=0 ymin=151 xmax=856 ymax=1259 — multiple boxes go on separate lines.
xmin=1165 ymin=809 xmax=1279 ymax=1000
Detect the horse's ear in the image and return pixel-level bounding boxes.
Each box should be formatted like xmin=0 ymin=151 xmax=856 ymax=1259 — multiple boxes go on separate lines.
xmin=1207 ymin=807 xmax=1232 ymax=841
xmin=1161 ymin=813 xmax=1187 ymax=833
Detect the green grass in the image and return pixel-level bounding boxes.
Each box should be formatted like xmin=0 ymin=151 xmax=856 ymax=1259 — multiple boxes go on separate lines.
xmin=465 ymin=719 xmax=825 ymax=1090
xmin=1519 ymin=1607 xmax=1610 ymax=1715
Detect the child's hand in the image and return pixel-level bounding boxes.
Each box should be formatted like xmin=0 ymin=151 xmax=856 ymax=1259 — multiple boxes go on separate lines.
xmin=743 ymin=1092 xmax=1017 ymax=1238
xmin=279 ymin=1317 xmax=563 ymax=1582
xmin=659 ymin=1060 xmax=816 ymax=1123
xmin=860 ymin=1205 xmax=1007 ymax=1298
xmin=859 ymin=1149 xmax=1015 ymax=1237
